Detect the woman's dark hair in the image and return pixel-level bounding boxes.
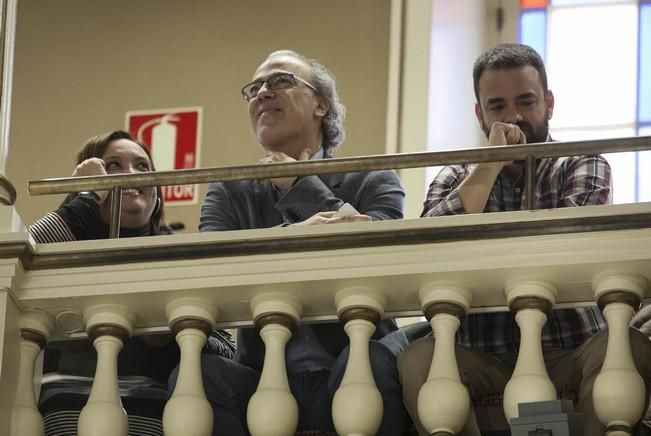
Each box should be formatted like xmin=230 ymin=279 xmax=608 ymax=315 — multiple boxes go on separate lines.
xmin=62 ymin=130 xmax=169 ymax=235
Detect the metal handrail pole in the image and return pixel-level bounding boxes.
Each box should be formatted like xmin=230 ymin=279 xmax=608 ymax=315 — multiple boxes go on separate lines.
xmin=525 ymin=155 xmax=536 ymax=210
xmin=108 ymin=186 xmax=122 ymax=239
xmin=28 ymin=136 xmax=651 ymax=196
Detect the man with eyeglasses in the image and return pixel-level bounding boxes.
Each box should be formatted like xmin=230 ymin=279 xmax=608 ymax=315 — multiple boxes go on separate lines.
xmin=190 ymin=50 xmax=407 ymax=436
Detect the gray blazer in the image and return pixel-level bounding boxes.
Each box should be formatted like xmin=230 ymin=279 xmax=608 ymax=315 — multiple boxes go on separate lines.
xmin=200 ymin=170 xmax=405 ymax=231
xmin=199 ymin=168 xmax=406 ymax=372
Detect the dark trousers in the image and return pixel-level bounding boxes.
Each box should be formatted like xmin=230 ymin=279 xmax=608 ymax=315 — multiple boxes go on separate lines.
xmin=169 ymin=340 xmax=406 ymax=436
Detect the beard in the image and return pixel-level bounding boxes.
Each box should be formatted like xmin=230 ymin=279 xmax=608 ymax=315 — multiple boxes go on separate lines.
xmin=481 ymin=110 xmax=550 ymax=144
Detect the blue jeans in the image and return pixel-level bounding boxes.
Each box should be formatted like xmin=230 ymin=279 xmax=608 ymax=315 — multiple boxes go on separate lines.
xmin=169 ymin=340 xmax=406 ymax=435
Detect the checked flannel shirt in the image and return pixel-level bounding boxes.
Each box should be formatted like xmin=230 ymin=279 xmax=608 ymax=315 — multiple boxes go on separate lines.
xmin=422 ymin=154 xmax=612 ymax=353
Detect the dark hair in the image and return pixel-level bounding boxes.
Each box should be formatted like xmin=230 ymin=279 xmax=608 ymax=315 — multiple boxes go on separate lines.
xmin=62 ymin=130 xmax=169 ymax=235
xmin=472 ymin=43 xmax=548 ymax=101
xmin=266 ymin=50 xmax=346 ymax=154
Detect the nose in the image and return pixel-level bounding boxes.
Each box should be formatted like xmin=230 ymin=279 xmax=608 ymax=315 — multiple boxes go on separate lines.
xmin=256 ymin=81 xmax=274 ymax=99
xmin=504 ymin=106 xmax=523 ymax=124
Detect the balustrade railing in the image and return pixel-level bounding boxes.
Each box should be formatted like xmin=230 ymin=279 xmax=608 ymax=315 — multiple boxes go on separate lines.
xmin=27 ymin=135 xmax=651 ymax=237
xmin=0 ymin=137 xmax=650 ymax=435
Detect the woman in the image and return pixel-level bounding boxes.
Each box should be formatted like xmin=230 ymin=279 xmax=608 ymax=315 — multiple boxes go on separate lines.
xmin=30 ymin=130 xmax=234 ymax=436
xmin=30 ymin=130 xmax=168 ymax=242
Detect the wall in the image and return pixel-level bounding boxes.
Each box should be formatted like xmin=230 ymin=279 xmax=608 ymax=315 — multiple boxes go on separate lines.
xmin=6 ymin=0 xmax=392 ymax=232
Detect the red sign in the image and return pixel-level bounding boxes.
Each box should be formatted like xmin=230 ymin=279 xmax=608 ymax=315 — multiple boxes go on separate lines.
xmin=126 ymin=107 xmax=202 ymax=205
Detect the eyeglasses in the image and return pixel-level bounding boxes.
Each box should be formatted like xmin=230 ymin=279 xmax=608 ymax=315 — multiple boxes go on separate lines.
xmin=241 ymin=72 xmax=318 ymax=102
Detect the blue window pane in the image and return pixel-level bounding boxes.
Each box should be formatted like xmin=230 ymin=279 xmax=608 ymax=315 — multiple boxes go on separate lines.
xmin=519 ymin=10 xmax=547 ymax=60
xmin=639 ymin=5 xmax=651 ymax=122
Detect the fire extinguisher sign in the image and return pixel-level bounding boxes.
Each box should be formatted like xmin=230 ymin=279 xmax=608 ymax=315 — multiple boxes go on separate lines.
xmin=126 ymin=107 xmax=202 ymax=206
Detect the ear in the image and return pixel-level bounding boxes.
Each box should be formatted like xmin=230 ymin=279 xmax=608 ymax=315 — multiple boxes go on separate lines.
xmin=545 ymin=89 xmax=555 ymax=120
xmin=474 ymin=102 xmax=483 ymax=125
xmin=315 ymin=96 xmax=329 ymax=118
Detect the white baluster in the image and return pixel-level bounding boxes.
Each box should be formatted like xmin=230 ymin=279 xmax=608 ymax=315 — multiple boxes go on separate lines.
xmin=247 ymin=293 xmax=301 ymax=436
xmin=332 ymin=287 xmax=386 ymax=436
xmin=593 ymin=271 xmax=646 ymax=436
xmin=417 ymin=282 xmax=472 ymax=435
xmin=11 ymin=310 xmax=53 ymax=436
xmin=503 ymin=279 xmax=557 ymax=421
xmin=163 ymin=297 xmax=217 ymax=436
xmin=78 ymin=304 xmax=135 ymax=436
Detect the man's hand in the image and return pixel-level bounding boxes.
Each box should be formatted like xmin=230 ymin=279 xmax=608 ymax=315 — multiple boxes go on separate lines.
xmin=631 ymin=304 xmax=651 ymax=337
xmin=291 ymin=211 xmax=372 ymax=226
xmin=72 ymin=158 xmax=109 ymax=202
xmin=455 ymin=122 xmax=526 ymax=214
xmin=487 ymin=121 xmax=527 ymax=147
xmin=259 ymin=148 xmax=312 ymax=191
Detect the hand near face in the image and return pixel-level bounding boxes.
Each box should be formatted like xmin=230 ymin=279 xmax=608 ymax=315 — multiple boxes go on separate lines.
xmin=72 ymin=158 xmax=109 ymax=202
xmin=631 ymin=304 xmax=651 ymax=337
xmin=259 ymin=148 xmax=312 ymax=191
xmin=72 ymin=157 xmax=107 ymax=178
xmin=291 ymin=210 xmax=372 ymax=226
xmin=487 ymin=121 xmax=527 ymax=147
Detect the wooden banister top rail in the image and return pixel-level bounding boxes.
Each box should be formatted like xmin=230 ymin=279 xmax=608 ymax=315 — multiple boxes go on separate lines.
xmin=2 ymin=202 xmax=649 ymax=337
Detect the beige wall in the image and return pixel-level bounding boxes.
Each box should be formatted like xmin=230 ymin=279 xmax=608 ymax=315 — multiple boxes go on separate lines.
xmin=6 ymin=0 xmax=392 ymax=232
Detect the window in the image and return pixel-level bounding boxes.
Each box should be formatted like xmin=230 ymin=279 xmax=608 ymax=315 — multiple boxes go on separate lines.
xmin=519 ymin=0 xmax=651 ymax=203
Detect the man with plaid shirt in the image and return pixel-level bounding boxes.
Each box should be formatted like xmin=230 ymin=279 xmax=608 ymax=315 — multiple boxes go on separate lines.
xmin=398 ymin=43 xmax=651 ymax=435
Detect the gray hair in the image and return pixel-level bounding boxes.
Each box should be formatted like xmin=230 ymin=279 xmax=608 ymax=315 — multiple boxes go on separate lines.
xmin=266 ymin=50 xmax=346 ymax=153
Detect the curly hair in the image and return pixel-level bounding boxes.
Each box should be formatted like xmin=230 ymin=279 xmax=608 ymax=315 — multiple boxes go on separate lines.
xmin=266 ymin=50 xmax=346 ymax=154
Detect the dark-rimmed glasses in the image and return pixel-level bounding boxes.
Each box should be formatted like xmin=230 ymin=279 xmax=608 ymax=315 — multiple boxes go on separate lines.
xmin=241 ymin=72 xmax=318 ymax=102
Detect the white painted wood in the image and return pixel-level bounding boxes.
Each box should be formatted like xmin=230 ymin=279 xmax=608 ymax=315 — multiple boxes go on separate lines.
xmin=332 ymin=288 xmax=385 ymax=436
xmin=417 ymin=283 xmax=472 ymax=435
xmin=163 ymin=328 xmax=212 ymax=436
xmin=83 ymin=304 xmax=135 ymax=336
xmin=10 ymin=310 xmax=53 ymax=436
xmin=4 ymin=199 xmax=651 ymax=433
xmin=246 ymin=293 xmax=301 ymax=436
xmin=10 ymin=338 xmax=42 ymax=436
xmin=503 ymin=280 xmax=558 ymax=421
xmin=593 ymin=272 xmax=647 ymax=434
xmin=0 ymin=263 xmax=23 ymax=435
xmin=247 ymin=323 xmax=297 ymax=436
xmin=332 ymin=319 xmax=382 ymax=436
xmin=78 ymin=334 xmax=127 ymax=436
xmin=78 ymin=304 xmax=134 ymax=436
xmin=503 ymin=308 xmax=556 ymax=420
xmin=595 ymin=303 xmax=645 ymax=435
xmin=334 ymin=287 xmax=386 ymax=316
xmin=165 ymin=297 xmax=218 ymax=328
xmin=163 ymin=297 xmax=216 ymax=436
xmin=20 ymin=204 xmax=651 ymax=333
xmin=250 ymin=293 xmax=301 ymax=322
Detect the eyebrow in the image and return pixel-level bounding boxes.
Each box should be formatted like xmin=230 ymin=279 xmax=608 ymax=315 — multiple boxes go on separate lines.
xmin=103 ymin=155 xmax=150 ymax=163
xmin=485 ymin=91 xmax=538 ymax=106
xmin=515 ymin=92 xmax=537 ymax=100
xmin=485 ymin=97 xmax=505 ymax=106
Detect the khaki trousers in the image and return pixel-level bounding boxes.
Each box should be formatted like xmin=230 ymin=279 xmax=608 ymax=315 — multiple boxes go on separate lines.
xmin=398 ymin=328 xmax=651 ymax=436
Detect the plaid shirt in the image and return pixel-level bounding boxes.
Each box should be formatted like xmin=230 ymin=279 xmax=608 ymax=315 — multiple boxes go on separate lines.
xmin=422 ymin=155 xmax=612 ymax=353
